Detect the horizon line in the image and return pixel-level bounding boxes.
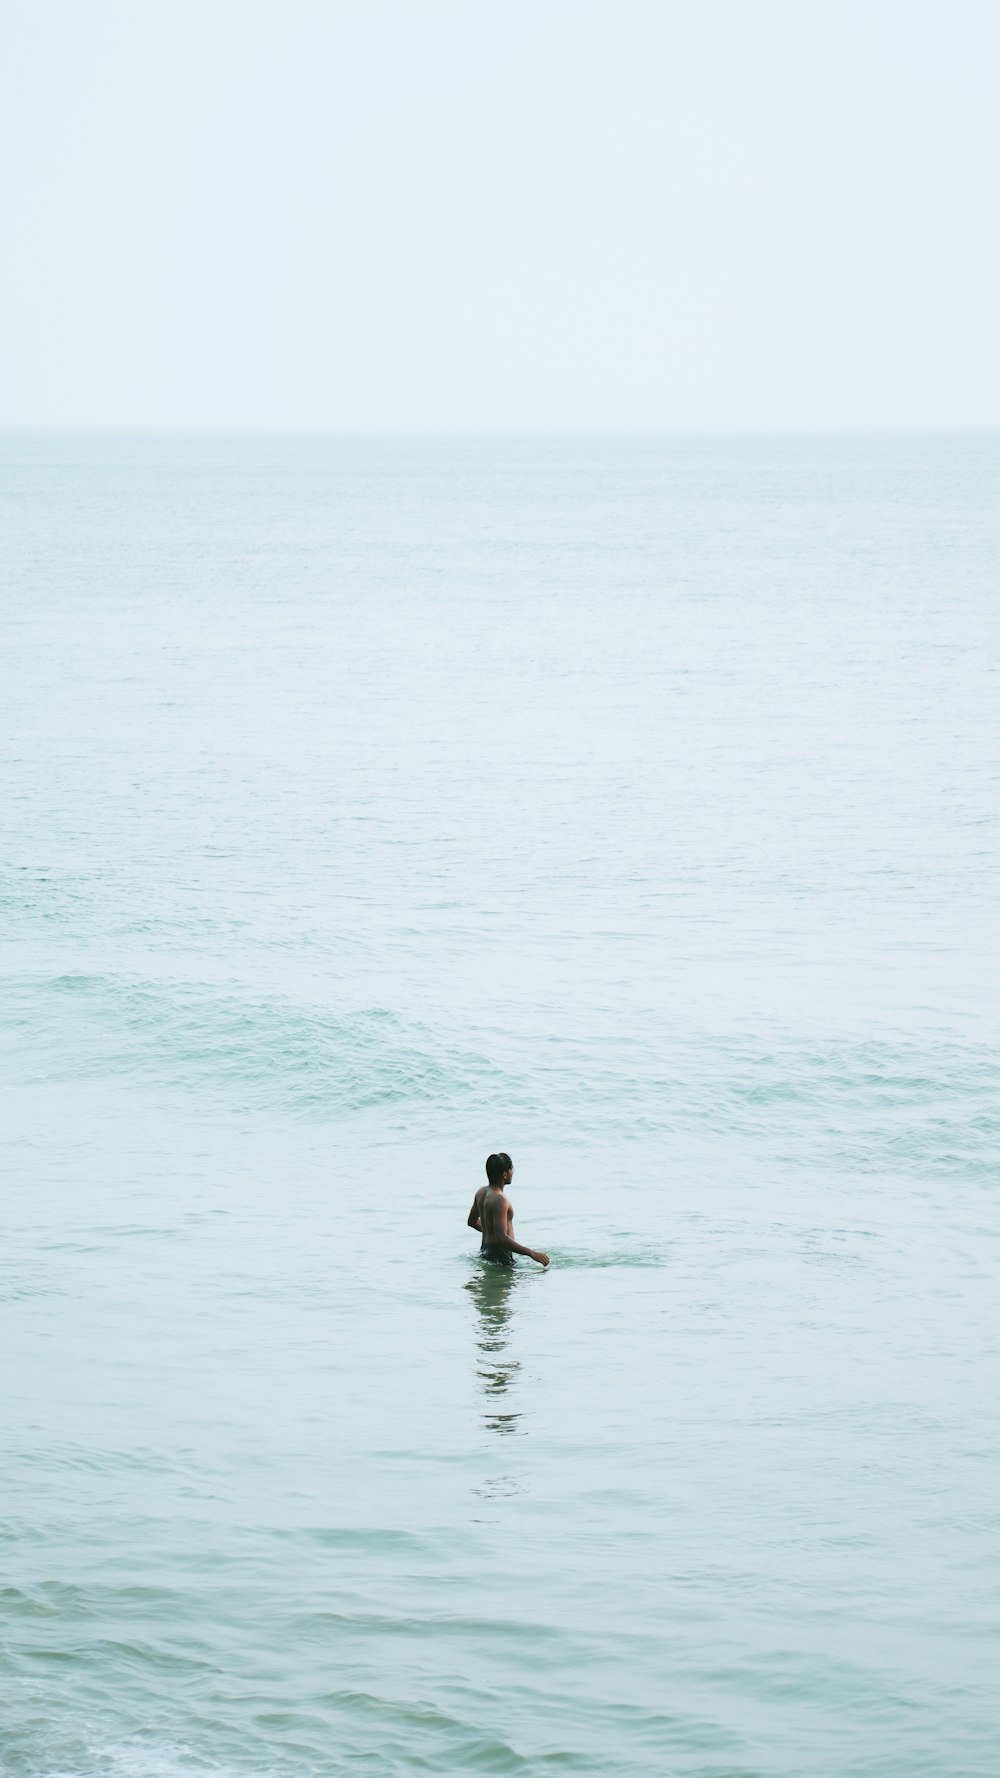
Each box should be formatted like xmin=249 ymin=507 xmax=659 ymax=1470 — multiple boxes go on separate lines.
xmin=2 ymin=420 xmax=999 ymax=437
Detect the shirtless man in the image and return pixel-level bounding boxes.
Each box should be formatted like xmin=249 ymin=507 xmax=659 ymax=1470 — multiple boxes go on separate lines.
xmin=468 ymin=1152 xmax=549 ymax=1267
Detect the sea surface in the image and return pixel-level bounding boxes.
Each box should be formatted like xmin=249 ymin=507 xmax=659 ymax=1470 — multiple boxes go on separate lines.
xmin=2 ymin=431 xmax=998 ymax=1778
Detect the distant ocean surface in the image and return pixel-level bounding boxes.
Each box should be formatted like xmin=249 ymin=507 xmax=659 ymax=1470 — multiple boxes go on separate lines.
xmin=2 ymin=431 xmax=998 ymax=1778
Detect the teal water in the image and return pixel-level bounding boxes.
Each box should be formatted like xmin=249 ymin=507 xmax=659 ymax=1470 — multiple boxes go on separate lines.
xmin=2 ymin=432 xmax=998 ymax=1776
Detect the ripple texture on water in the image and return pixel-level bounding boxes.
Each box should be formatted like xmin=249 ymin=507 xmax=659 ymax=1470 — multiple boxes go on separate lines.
xmin=2 ymin=430 xmax=999 ymax=1777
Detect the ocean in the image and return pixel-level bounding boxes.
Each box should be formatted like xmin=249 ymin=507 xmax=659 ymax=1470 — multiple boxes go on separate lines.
xmin=2 ymin=430 xmax=998 ymax=1776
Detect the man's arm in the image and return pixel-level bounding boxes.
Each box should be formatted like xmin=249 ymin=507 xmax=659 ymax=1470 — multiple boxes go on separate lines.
xmin=490 ymin=1206 xmax=549 ymax=1267
xmin=501 ymin=1234 xmax=549 ymax=1267
xmin=467 ymin=1193 xmax=483 ymax=1231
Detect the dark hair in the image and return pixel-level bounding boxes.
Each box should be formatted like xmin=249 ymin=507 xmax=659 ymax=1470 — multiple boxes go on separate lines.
xmin=485 ymin=1152 xmax=512 ymax=1187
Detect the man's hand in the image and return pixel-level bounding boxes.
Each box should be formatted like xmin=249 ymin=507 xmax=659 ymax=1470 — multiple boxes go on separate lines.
xmin=532 ymin=1251 xmax=550 ymax=1268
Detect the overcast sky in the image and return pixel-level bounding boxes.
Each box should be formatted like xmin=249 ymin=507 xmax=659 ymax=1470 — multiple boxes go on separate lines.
xmin=2 ymin=0 xmax=998 ymax=426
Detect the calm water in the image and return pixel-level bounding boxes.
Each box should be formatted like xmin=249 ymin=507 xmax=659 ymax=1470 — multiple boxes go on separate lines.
xmin=2 ymin=432 xmax=998 ymax=1777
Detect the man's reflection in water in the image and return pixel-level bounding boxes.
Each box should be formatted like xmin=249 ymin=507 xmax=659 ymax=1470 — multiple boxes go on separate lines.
xmin=465 ymin=1263 xmax=522 ymax=1436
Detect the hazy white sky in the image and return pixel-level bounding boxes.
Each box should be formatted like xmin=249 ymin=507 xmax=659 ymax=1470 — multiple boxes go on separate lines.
xmin=2 ymin=0 xmax=999 ymax=426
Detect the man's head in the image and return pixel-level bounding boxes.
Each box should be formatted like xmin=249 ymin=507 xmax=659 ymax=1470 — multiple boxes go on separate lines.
xmin=485 ymin=1151 xmax=513 ymax=1188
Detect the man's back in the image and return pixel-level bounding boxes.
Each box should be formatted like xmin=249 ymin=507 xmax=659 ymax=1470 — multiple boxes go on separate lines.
xmin=478 ymin=1185 xmax=512 ymax=1249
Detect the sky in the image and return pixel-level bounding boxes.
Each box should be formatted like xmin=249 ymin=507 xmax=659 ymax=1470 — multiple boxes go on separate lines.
xmin=2 ymin=0 xmax=999 ymax=427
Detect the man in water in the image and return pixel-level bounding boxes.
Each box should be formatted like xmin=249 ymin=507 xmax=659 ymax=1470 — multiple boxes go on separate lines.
xmin=468 ymin=1152 xmax=549 ymax=1267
